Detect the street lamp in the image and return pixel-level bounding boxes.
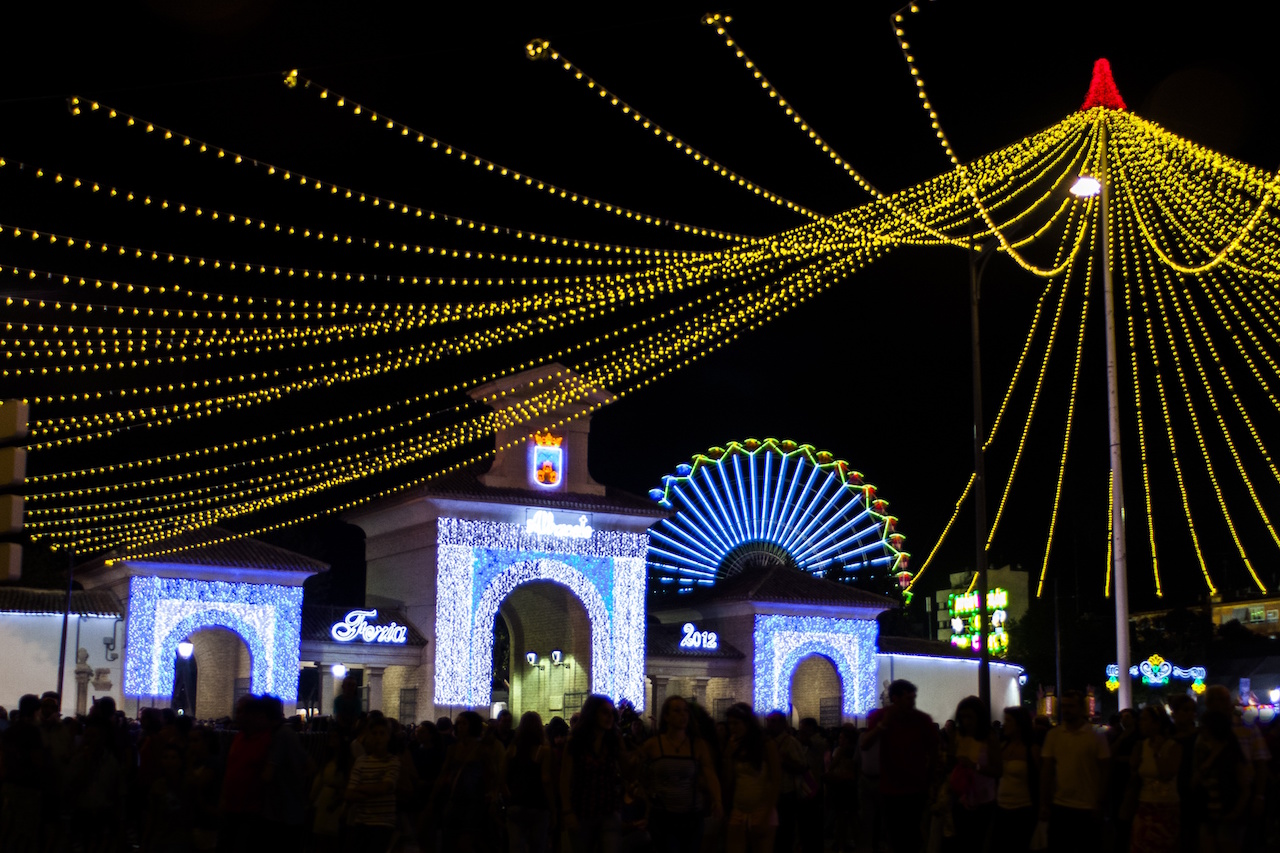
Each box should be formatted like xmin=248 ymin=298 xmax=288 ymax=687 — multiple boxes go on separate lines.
xmin=1070 ymin=175 xmax=1101 ymax=198
xmin=331 ymin=663 xmax=347 ymax=680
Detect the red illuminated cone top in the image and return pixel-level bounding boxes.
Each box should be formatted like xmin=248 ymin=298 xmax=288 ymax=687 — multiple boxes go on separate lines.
xmin=1080 ymin=58 xmax=1126 ymax=111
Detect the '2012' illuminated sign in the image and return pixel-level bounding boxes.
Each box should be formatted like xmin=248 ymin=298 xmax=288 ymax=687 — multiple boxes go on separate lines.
xmin=680 ymin=622 xmax=719 ymax=651
xmin=330 ymin=609 xmax=409 ymax=644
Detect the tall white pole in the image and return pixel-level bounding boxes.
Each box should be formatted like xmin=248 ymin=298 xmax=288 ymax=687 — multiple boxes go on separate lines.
xmin=1099 ymin=122 xmax=1132 ymax=711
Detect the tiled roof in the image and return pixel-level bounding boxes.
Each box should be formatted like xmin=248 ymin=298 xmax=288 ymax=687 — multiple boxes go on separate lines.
xmin=709 ymin=565 xmax=897 ymax=610
xmin=300 ymin=604 xmax=428 ymax=647
xmin=0 ymin=587 xmax=124 ymax=617
xmin=646 ymin=626 xmax=745 ymax=659
xmin=80 ymin=526 xmax=329 ymax=575
xmin=375 ymin=470 xmax=670 ymax=519
xmin=877 ymin=635 xmax=1006 ymax=661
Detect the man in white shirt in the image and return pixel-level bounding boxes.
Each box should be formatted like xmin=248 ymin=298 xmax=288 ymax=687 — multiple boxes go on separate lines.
xmin=1039 ymin=689 xmax=1110 ymax=852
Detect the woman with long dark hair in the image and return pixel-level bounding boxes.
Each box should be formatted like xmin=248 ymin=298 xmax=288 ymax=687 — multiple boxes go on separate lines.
xmin=947 ymin=695 xmax=998 ymax=850
xmin=639 ymin=695 xmax=723 ymax=853
xmin=722 ymin=703 xmax=780 ymax=853
xmin=504 ymin=711 xmax=554 ymax=853
xmin=990 ymin=706 xmax=1038 ymax=852
xmin=560 ymin=695 xmax=626 ymax=853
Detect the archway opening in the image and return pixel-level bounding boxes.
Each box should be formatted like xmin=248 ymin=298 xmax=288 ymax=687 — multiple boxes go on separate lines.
xmin=184 ymin=627 xmax=252 ymax=720
xmin=789 ymin=654 xmax=842 ymax=727
xmin=500 ymin=580 xmax=591 ymax=720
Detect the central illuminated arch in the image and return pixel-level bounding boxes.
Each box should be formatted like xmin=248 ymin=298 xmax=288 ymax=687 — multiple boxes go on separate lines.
xmin=435 ymin=517 xmax=648 ymax=709
xmin=753 ymin=613 xmax=878 ymax=717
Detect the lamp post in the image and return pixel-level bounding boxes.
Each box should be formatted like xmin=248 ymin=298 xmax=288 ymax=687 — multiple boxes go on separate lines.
xmin=968 ymin=231 xmax=1000 ymax=711
xmin=1071 ymin=124 xmax=1132 ymax=712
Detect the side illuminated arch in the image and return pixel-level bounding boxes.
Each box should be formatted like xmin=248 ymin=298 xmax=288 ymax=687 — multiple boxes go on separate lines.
xmin=123 ymin=576 xmax=303 ymax=701
xmin=753 ymin=614 xmax=878 ymax=717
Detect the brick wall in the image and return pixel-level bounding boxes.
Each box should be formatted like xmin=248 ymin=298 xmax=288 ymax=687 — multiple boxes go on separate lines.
xmin=190 ymin=627 xmax=250 ymax=720
xmin=504 ymin=580 xmax=591 ymax=721
xmin=789 ymin=654 xmax=841 ymax=723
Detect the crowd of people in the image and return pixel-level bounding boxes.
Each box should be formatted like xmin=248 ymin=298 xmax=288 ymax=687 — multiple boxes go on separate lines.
xmin=0 ymin=678 xmax=1277 ymax=853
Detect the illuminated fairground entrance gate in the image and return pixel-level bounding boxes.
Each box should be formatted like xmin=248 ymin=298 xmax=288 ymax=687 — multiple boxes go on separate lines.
xmin=433 ymin=516 xmax=649 ymax=713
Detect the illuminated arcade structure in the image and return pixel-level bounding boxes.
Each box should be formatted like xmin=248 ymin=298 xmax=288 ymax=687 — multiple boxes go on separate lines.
xmin=348 ymin=365 xmax=664 ymax=722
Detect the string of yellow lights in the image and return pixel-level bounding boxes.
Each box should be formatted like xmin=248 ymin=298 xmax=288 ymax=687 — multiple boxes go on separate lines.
xmin=282 ymin=72 xmax=747 ymax=244
xmin=524 ymin=40 xmax=824 ymax=222
xmin=1037 ymin=219 xmax=1096 ymax=597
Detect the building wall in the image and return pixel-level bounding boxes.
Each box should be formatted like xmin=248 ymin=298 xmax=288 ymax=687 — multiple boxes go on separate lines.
xmin=363 ymin=520 xmax=437 ymax=720
xmin=190 ymin=627 xmax=251 ymax=720
xmin=876 ymin=653 xmax=1022 ymax=724
xmin=0 ymin=613 xmax=124 ymax=718
xmin=505 ymin=581 xmax=592 ymax=720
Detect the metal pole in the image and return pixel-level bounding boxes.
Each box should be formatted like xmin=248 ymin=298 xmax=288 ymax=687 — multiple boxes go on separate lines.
xmin=1054 ymin=578 xmax=1062 ymax=702
xmin=970 ymin=232 xmax=991 ymax=712
xmin=56 ymin=546 xmax=74 ymax=705
xmin=1099 ymin=122 xmax=1132 ymax=711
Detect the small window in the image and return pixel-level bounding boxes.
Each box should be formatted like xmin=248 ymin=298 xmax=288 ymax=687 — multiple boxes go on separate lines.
xmin=818 ymin=696 xmax=842 ymax=729
xmin=232 ymin=677 xmax=251 ymax=715
xmin=1249 ymin=606 xmax=1266 ymax=623
xmin=398 ymin=688 xmax=418 ymax=725
xmin=1267 ymin=609 xmax=1279 ymax=623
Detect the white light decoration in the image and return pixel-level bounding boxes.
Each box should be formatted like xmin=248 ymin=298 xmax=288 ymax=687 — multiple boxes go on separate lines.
xmin=753 ymin=613 xmax=878 ymax=717
xmin=329 ymin=609 xmax=409 ymax=644
xmin=525 ymin=510 xmax=593 ymax=539
xmin=124 ymin=576 xmax=303 ymax=701
xmin=679 ymin=622 xmax=719 ymax=651
xmin=434 ymin=517 xmax=648 ymax=710
xmin=177 ymin=641 xmax=194 ymax=659
xmin=1070 ymin=175 xmax=1102 ymax=198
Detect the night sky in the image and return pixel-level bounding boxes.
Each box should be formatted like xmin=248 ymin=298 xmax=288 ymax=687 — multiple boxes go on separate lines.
xmin=3 ymin=2 xmax=1278 ymax=613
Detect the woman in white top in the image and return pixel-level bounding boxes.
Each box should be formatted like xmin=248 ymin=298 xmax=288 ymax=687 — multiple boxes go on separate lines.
xmin=1127 ymin=704 xmax=1181 ymax=853
xmin=991 ymin=706 xmax=1038 ymax=852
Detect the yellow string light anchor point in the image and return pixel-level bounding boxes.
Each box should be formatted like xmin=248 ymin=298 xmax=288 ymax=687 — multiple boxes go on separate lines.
xmin=525 ymin=39 xmax=551 ymax=61
xmin=283 ymin=69 xmax=299 ymax=88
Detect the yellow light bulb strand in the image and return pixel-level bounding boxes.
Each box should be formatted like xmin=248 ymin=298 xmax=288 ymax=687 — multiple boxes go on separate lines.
xmin=1037 ymin=217 xmax=1095 ymax=597
xmin=285 ymin=73 xmax=748 ymax=244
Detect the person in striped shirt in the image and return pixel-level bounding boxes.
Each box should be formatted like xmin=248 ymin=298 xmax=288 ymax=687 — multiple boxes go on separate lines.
xmin=345 ymin=715 xmax=399 ymax=849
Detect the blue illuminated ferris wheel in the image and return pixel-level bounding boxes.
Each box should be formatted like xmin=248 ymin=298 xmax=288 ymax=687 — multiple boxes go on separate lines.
xmin=647 ymin=438 xmax=910 ymax=596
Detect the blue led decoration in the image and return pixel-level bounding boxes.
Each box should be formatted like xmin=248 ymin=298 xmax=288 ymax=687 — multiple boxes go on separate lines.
xmin=647 ymin=439 xmax=909 ymax=593
xmin=123 ymin=576 xmax=304 ymax=701
xmin=753 ymin=613 xmax=879 ymax=717
xmin=435 ymin=517 xmax=648 ymax=711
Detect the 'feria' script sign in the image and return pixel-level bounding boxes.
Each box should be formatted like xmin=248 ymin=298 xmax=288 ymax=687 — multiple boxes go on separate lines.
xmin=330 ymin=609 xmax=409 ymax=644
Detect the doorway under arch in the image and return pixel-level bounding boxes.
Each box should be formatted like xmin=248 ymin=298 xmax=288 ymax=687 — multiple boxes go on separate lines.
xmin=179 ymin=627 xmax=252 ymax=720
xmin=789 ymin=654 xmax=843 ymax=727
xmin=500 ymin=580 xmax=592 ymax=720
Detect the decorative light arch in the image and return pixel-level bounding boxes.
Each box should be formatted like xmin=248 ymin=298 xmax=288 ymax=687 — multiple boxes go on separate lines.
xmin=647 ymin=439 xmax=909 ymax=593
xmin=123 ymin=576 xmax=303 ymax=701
xmin=435 ymin=517 xmax=648 ymax=709
xmin=472 ymin=559 xmax=612 ymax=700
xmin=753 ymin=614 xmax=878 ymax=717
